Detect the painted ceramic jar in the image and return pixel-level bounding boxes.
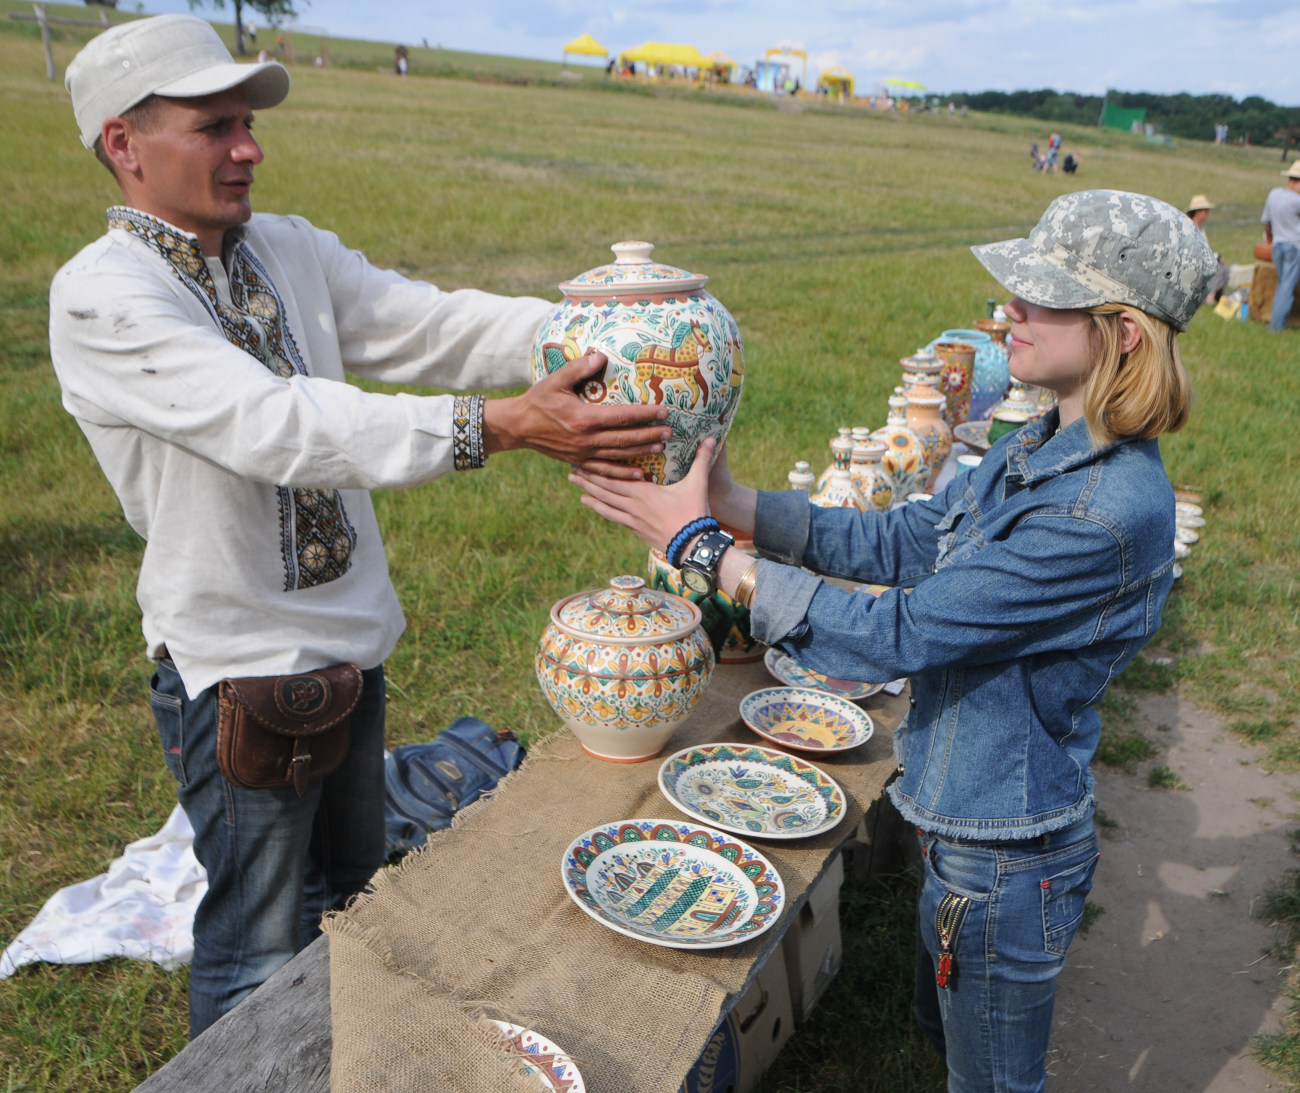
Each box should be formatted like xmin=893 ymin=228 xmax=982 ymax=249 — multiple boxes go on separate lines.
xmin=971 ymin=320 xmax=1013 ymax=420
xmin=810 ymin=468 xmax=866 ymax=510
xmin=530 ymin=242 xmax=744 ymax=484
xmin=849 ymin=442 xmax=894 ymax=512
xmin=868 ymin=421 xmax=930 ymax=501
xmin=930 ymin=341 xmax=976 ymax=426
xmin=647 ymin=541 xmax=763 ymax=664
xmin=536 ymin=576 xmax=715 ymax=761
xmin=905 ymin=391 xmax=952 ymax=490
xmin=901 ymin=355 xmax=944 ymax=399
xmin=788 ymin=460 xmax=815 ymax=491
xmin=992 ymin=380 xmax=1042 ymax=421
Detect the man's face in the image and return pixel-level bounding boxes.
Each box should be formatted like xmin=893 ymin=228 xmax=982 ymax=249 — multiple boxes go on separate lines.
xmin=117 ymin=87 xmax=263 ymax=254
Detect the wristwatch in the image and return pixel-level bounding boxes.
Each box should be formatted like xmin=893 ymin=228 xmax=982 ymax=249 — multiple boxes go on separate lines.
xmin=680 ymin=529 xmax=735 ymax=597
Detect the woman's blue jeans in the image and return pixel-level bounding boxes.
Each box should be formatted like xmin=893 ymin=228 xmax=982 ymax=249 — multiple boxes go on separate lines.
xmin=913 ymin=818 xmax=1099 ymax=1093
xmin=149 ymin=658 xmax=387 ymax=1038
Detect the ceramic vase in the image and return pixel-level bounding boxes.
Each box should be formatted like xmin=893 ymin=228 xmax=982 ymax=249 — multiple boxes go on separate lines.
xmin=536 ymin=575 xmax=715 ymax=761
xmin=871 ymin=397 xmax=929 ymax=502
xmin=905 ymin=391 xmax=952 ymax=490
xmin=816 ymin=429 xmax=855 ymax=490
xmin=992 ymin=380 xmax=1041 ymax=421
xmin=849 ymin=442 xmax=894 ymax=512
xmin=810 ymin=467 xmax=866 ymax=510
xmin=647 ymin=543 xmax=764 ymax=664
xmin=530 ymin=242 xmax=744 ymax=484
xmin=901 ymin=355 xmax=944 ymax=399
xmin=971 ymin=320 xmax=1012 ymax=420
xmin=929 ymin=339 xmax=977 ymax=426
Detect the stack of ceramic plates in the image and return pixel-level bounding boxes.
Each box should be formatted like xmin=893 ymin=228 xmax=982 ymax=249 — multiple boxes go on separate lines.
xmin=1172 ymin=500 xmax=1205 ymax=580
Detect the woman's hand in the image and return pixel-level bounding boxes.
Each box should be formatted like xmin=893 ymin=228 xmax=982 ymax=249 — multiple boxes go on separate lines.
xmin=569 ymin=437 xmax=716 ymax=553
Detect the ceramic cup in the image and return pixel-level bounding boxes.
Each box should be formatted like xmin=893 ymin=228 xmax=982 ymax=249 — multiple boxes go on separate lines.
xmin=956 ymin=453 xmax=983 ymax=475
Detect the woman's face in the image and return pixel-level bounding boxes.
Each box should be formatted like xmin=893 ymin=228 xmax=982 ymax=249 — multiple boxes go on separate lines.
xmin=1003 ymin=297 xmax=1095 ymax=399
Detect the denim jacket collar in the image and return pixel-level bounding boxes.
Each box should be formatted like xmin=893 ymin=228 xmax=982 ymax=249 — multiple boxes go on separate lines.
xmin=1004 ymin=409 xmax=1131 ymax=487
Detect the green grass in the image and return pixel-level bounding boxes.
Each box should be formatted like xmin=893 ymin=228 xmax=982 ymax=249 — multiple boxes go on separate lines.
xmin=2 ymin=9 xmax=1299 ymax=1089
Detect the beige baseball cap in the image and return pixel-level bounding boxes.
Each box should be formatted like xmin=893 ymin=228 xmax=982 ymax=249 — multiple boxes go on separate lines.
xmin=65 ymin=14 xmax=289 ymax=150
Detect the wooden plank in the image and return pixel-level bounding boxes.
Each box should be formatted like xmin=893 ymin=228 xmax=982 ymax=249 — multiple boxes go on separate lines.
xmin=134 ymin=935 xmax=331 ymax=1093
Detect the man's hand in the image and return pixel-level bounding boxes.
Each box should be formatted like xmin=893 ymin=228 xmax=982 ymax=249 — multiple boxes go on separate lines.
xmin=482 ymin=352 xmax=671 ymax=480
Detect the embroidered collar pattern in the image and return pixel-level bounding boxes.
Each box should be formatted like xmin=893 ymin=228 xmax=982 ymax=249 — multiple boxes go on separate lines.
xmin=108 ymin=207 xmax=357 ymax=591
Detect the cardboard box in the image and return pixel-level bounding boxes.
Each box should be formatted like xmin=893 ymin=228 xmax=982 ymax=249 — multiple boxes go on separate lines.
xmin=781 ymin=852 xmax=844 ymax=1024
xmin=1250 ymin=260 xmax=1300 ymax=327
xmin=680 ymin=943 xmax=795 ymax=1093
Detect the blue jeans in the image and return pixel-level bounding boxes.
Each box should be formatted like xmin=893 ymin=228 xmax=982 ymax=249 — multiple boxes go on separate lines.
xmin=149 ymin=658 xmax=387 ymax=1038
xmin=913 ymin=818 xmax=1099 ymax=1093
xmin=1271 ymin=241 xmax=1300 ymax=332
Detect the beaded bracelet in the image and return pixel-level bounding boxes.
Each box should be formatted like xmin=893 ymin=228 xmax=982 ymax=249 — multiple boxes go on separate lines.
xmin=666 ymin=516 xmax=719 ymax=569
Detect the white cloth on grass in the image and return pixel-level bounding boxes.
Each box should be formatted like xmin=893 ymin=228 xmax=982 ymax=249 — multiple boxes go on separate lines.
xmin=0 ymin=805 xmax=205 ymax=977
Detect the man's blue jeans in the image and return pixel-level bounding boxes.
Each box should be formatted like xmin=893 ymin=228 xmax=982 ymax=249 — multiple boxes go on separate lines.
xmin=913 ymin=818 xmax=1099 ymax=1093
xmin=149 ymin=658 xmax=387 ymax=1038
xmin=1271 ymin=241 xmax=1300 ymax=333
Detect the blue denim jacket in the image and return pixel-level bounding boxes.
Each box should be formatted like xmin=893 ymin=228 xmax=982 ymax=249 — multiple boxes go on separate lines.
xmin=749 ymin=410 xmax=1176 ymax=839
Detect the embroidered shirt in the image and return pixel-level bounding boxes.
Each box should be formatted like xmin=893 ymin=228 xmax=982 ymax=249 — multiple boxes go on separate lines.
xmin=50 ymin=209 xmax=550 ymax=697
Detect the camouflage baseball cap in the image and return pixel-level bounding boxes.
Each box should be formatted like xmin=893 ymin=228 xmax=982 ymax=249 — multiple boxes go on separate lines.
xmin=971 ymin=190 xmax=1217 ymax=331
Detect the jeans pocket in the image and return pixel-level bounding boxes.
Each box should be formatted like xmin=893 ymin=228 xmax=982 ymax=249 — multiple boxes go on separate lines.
xmin=1040 ymin=848 xmax=1099 ymax=955
xmin=150 ymin=675 xmax=187 ymax=787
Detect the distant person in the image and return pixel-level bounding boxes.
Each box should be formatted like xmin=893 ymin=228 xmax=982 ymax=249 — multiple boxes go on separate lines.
xmin=1185 ymin=195 xmax=1229 ymax=302
xmin=1046 ymin=130 xmax=1062 ymax=173
xmin=1030 ymin=142 xmax=1045 ymax=171
xmin=52 ymin=14 xmax=669 ymax=1037
xmin=394 ymin=45 xmax=409 ymax=76
xmin=1262 ymin=161 xmax=1300 ymax=332
xmin=1062 ymin=152 xmax=1079 ymax=174
xmin=245 ymin=20 xmax=256 ymax=44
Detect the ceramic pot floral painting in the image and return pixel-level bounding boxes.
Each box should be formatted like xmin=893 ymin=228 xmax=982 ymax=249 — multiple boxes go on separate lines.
xmin=530 ymin=242 xmax=745 ymax=484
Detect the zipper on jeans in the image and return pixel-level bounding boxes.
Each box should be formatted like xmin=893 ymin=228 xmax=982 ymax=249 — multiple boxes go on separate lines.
xmin=934 ymin=890 xmax=972 ymax=990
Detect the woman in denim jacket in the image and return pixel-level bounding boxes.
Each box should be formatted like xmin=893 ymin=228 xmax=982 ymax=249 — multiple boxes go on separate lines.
xmin=572 ymin=190 xmax=1217 ymax=1092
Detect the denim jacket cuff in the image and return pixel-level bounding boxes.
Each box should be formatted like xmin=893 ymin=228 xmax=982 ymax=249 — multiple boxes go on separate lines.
xmin=748 ymin=559 xmax=821 ymax=645
xmin=753 ymin=489 xmax=811 ymax=565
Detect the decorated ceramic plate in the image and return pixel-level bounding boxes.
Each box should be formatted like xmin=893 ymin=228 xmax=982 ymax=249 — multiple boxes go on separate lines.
xmin=657 ymin=743 xmax=846 ymax=839
xmin=763 ymin=647 xmax=885 ymax=701
xmin=953 ymin=420 xmax=991 ymax=454
xmin=561 ymin=818 xmax=785 ymax=950
xmin=740 ymin=686 xmax=874 ymax=753
xmin=488 ymin=1021 xmax=585 ymax=1093
xmin=1176 ymin=513 xmax=1206 ymax=529
xmin=1175 ymin=501 xmax=1203 ymax=518
xmin=1175 ymin=526 xmax=1199 ymax=545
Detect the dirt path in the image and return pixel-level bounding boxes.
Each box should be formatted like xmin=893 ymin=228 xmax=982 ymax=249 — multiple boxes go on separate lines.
xmin=1049 ymin=691 xmax=1299 ymax=1091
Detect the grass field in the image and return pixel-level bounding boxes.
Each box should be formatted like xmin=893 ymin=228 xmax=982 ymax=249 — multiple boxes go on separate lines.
xmin=1 ymin=8 xmax=1298 ymax=1091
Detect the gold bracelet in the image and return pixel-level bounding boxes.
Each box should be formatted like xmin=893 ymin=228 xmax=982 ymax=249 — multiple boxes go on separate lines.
xmin=732 ymin=561 xmax=759 ymax=609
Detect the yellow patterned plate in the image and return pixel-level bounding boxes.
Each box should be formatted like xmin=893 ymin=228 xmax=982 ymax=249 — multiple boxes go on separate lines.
xmin=739 ymin=686 xmax=874 ymax=753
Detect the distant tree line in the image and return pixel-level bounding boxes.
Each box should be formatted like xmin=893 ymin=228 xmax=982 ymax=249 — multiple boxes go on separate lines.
xmin=949 ymin=88 xmax=1298 ymax=146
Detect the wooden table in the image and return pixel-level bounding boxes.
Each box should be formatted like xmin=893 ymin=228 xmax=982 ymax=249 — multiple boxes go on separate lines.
xmin=133 ymin=658 xmax=906 ymax=1092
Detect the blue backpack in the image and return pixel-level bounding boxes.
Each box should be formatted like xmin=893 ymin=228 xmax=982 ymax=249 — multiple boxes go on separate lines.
xmin=383 ymin=716 xmax=526 ymax=854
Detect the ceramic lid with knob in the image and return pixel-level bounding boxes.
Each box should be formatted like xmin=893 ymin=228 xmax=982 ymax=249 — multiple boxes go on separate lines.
xmin=551 ymin=575 xmax=702 ymax=643
xmin=557 ymin=241 xmax=709 ymax=298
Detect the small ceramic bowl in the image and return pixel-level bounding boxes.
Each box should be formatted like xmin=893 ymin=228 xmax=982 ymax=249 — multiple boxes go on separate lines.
xmin=739 ymin=686 xmax=874 ymax=753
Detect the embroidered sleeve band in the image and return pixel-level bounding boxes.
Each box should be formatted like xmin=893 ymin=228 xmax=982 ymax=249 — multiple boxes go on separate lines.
xmin=453 ymin=394 xmax=487 ymax=471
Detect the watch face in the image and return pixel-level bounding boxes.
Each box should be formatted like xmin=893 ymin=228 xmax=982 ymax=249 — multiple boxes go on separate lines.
xmin=682 ymin=567 xmax=712 ymax=595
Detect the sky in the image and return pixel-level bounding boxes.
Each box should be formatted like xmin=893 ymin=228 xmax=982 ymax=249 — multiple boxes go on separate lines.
xmin=139 ymin=0 xmax=1300 ymax=105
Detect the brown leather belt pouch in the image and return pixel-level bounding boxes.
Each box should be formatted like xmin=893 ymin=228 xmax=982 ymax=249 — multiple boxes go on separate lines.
xmin=216 ymin=664 xmax=363 ymax=796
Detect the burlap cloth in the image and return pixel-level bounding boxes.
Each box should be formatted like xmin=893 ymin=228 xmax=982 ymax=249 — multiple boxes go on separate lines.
xmin=324 ymin=659 xmax=904 ymax=1092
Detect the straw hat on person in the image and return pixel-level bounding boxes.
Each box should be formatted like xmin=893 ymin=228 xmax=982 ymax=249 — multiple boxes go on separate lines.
xmin=1185 ymin=194 xmax=1214 ymax=214
xmin=1283 ymin=160 xmax=1300 ymax=179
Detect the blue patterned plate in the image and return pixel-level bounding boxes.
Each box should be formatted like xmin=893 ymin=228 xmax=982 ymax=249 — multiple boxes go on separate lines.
xmin=953 ymin=420 xmax=991 ymax=454
xmin=764 ymin=647 xmax=884 ymax=701
xmin=740 ymin=686 xmax=874 ymax=753
xmin=658 ymin=743 xmax=845 ymax=839
xmin=561 ymin=818 xmax=785 ymax=950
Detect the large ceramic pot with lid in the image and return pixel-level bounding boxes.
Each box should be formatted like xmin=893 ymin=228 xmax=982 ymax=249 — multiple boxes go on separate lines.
xmin=529 ymin=242 xmax=745 ymax=484
xmin=535 ymin=575 xmax=716 ymax=762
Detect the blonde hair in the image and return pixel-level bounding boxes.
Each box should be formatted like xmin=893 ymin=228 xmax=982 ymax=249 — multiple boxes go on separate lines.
xmin=1081 ymin=303 xmax=1190 ymax=445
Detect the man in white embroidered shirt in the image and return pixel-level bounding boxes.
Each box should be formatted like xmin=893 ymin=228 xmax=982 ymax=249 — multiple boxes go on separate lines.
xmin=49 ymin=15 xmax=671 ymax=1038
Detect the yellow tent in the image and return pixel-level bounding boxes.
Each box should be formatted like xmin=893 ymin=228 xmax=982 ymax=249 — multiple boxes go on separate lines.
xmin=563 ymin=33 xmax=607 ymax=59
xmin=618 ymin=41 xmax=711 ymax=69
xmin=818 ymin=64 xmax=854 ymax=98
